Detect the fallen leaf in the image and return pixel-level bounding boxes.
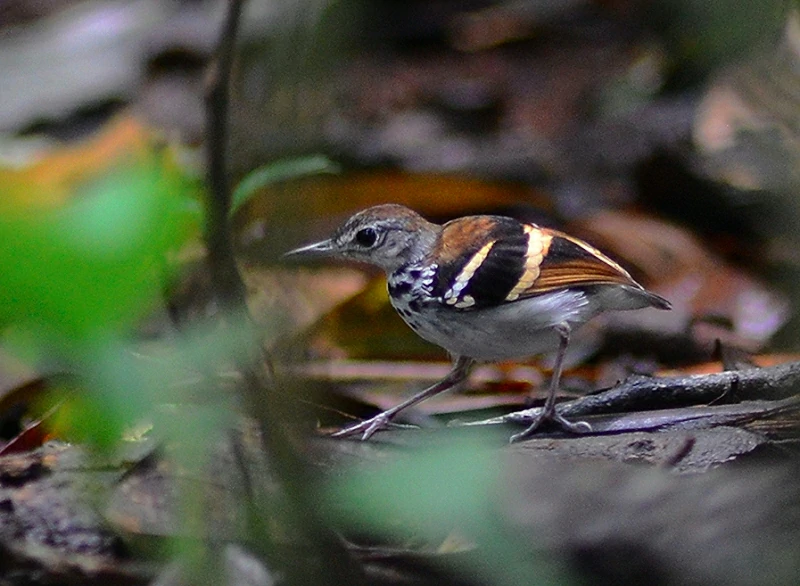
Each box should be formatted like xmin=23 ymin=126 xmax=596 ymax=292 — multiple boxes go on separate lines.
xmin=573 ymin=210 xmax=789 ymax=352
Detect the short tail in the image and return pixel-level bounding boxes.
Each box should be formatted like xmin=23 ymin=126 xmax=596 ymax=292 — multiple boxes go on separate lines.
xmin=638 ymin=289 xmax=672 ymax=310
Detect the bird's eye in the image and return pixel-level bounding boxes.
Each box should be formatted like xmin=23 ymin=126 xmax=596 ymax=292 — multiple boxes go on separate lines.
xmin=354 ymin=227 xmax=378 ymax=247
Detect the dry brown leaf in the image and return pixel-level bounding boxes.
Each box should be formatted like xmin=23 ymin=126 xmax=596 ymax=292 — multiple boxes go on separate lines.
xmin=573 ymin=210 xmax=789 ymax=351
xmin=0 ymin=114 xmax=181 ymax=211
xmin=241 ymin=264 xmax=369 ymax=350
xmin=239 ymin=172 xmax=549 ymax=244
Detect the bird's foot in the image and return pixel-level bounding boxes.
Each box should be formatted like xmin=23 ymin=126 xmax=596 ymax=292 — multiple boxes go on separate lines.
xmin=330 ymin=412 xmax=393 ymax=440
xmin=509 ymin=410 xmax=591 ymax=443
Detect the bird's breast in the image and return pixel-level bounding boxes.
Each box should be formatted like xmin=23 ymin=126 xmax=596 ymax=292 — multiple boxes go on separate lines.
xmin=388 ymin=283 xmax=597 ymax=361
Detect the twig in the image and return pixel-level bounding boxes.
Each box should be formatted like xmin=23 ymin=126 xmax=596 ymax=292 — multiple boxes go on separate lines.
xmin=203 ymin=2 xmax=364 ymax=584
xmin=548 ymin=395 xmax=800 ymax=434
xmin=463 ymin=361 xmax=800 ymax=428
xmin=204 ymin=0 xmax=247 ymax=311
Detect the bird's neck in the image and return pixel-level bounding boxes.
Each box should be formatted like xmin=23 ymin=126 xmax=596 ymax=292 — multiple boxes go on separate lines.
xmin=381 ymin=223 xmax=440 ymax=274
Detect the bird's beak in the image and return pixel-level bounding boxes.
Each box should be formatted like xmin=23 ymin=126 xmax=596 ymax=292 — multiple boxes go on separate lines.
xmin=282 ymin=238 xmax=336 ymax=260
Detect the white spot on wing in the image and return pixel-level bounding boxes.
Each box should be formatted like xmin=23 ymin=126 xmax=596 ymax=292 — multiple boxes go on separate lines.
xmin=443 ymin=240 xmax=495 ymax=305
xmin=455 ymin=295 xmax=475 ymax=308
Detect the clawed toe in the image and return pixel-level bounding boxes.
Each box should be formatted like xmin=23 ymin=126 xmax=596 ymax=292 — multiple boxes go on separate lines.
xmin=329 ymin=357 xmax=474 ymax=441
xmin=559 ymin=418 xmax=592 ymax=434
xmin=509 ymin=411 xmax=592 ymax=443
xmin=551 ymin=412 xmax=592 ymax=434
xmin=330 ymin=413 xmax=391 ymax=440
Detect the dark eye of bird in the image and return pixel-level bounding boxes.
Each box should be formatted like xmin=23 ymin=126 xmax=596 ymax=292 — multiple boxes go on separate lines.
xmin=354 ymin=227 xmax=378 ymax=247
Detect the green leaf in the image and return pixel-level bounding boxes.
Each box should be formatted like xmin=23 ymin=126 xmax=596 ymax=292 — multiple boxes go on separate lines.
xmin=0 ymin=160 xmax=193 ymax=343
xmin=60 ymin=323 xmax=251 ymax=451
xmin=231 ymin=155 xmax=339 ymax=216
xmin=324 ymin=432 xmax=571 ymax=586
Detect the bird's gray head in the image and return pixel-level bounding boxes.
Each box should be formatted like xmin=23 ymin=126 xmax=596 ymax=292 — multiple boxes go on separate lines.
xmin=284 ymin=204 xmax=440 ymax=274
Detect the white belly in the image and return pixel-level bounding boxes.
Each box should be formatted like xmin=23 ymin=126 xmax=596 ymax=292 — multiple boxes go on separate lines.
xmin=395 ymin=288 xmax=597 ymax=361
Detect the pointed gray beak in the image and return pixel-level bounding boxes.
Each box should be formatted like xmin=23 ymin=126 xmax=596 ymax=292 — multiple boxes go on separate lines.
xmin=282 ymin=238 xmax=336 ymax=260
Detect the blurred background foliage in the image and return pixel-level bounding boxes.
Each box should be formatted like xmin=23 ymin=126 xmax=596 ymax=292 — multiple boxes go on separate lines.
xmin=1 ymin=0 xmax=800 ymax=585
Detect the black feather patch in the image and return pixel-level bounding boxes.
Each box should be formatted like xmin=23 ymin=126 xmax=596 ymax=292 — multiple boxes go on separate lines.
xmin=388 ymin=280 xmax=412 ymax=297
xmin=432 ymin=216 xmax=528 ymax=309
xmin=461 ymin=231 xmax=527 ymax=306
xmin=544 ymin=235 xmax=598 ymax=265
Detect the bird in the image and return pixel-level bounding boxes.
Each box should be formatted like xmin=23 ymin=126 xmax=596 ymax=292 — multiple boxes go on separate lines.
xmin=284 ymin=204 xmax=671 ymax=442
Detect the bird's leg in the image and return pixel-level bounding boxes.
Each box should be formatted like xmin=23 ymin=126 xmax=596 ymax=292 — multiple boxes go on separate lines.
xmin=509 ymin=323 xmax=592 ymax=443
xmin=332 ymin=356 xmax=476 ymax=440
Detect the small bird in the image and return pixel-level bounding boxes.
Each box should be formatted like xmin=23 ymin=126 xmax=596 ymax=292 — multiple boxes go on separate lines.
xmin=285 ymin=204 xmax=671 ymax=442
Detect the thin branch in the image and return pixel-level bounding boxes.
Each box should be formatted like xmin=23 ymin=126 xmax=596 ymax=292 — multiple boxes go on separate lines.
xmin=204 ymin=0 xmax=247 ymax=311
xmin=202 ymin=2 xmax=364 ymax=584
xmin=464 ymin=361 xmax=800 ymax=428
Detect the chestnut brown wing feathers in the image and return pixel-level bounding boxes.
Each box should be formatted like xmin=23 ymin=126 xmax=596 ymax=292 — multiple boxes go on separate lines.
xmin=430 ymin=218 xmax=640 ymax=310
xmin=516 ymin=229 xmax=638 ymax=297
